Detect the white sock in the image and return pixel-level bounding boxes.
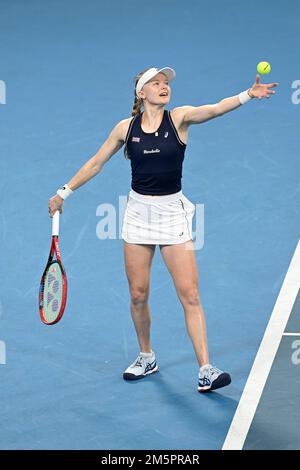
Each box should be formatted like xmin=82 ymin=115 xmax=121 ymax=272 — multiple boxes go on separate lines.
xmin=200 ymin=363 xmax=210 ymax=372
xmin=140 ymin=350 xmax=154 ymax=358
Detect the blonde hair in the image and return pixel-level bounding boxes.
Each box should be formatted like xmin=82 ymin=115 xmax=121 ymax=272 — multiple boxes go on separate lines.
xmin=124 ymin=68 xmax=151 ymax=159
xmin=131 ymin=67 xmax=151 ymax=116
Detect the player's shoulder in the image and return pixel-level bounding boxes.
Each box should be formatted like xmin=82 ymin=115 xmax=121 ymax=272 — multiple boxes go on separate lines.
xmin=170 ymin=106 xmax=193 ymax=127
xmin=170 ymin=105 xmax=194 ymax=115
xmin=118 ymin=116 xmax=135 ymax=127
xmin=112 ymin=116 xmax=135 ymax=142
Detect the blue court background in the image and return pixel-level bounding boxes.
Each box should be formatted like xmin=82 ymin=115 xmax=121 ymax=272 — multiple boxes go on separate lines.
xmin=0 ymin=0 xmax=299 ymax=449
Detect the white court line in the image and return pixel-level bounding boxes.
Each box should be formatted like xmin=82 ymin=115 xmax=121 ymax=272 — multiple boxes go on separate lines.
xmin=222 ymin=240 xmax=300 ymax=450
xmin=282 ymin=332 xmax=300 ymax=336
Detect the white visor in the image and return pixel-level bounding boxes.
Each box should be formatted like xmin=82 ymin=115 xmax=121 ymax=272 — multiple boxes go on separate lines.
xmin=135 ymin=67 xmax=176 ymax=97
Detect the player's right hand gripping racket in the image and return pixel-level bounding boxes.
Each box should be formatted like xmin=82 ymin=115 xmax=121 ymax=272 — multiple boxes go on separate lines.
xmin=39 ymin=211 xmax=68 ymax=325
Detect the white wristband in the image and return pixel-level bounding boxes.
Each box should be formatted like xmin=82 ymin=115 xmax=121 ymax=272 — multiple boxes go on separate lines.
xmin=57 ymin=184 xmax=73 ymax=200
xmin=238 ymin=89 xmax=253 ymax=105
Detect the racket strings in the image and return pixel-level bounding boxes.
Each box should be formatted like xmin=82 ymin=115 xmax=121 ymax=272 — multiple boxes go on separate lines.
xmin=42 ymin=261 xmax=64 ymax=322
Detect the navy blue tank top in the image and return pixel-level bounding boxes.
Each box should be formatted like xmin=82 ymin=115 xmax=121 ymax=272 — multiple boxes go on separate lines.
xmin=125 ymin=110 xmax=186 ymax=195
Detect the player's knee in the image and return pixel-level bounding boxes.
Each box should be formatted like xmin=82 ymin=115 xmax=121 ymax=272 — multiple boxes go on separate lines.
xmin=180 ymin=287 xmax=200 ymax=307
xmin=130 ymin=286 xmax=149 ymax=305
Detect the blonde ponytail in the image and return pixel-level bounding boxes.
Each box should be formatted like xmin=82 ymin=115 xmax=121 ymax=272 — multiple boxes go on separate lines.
xmin=125 ymin=68 xmax=152 ymax=159
xmin=132 ymin=95 xmax=142 ymax=117
xmin=131 ymin=67 xmax=151 ymax=116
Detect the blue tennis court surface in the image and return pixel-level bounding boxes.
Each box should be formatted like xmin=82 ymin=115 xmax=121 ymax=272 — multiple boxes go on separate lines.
xmin=245 ymin=309 xmax=300 ymax=450
xmin=0 ymin=0 xmax=299 ymax=450
xmin=223 ymin=242 xmax=300 ymax=449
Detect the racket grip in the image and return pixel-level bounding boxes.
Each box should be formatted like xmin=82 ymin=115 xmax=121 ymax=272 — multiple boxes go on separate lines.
xmin=52 ymin=211 xmax=60 ymax=236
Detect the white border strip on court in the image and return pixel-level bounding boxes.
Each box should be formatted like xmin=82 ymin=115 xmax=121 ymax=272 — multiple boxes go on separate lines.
xmin=282 ymin=332 xmax=300 ymax=336
xmin=222 ymin=240 xmax=300 ymax=450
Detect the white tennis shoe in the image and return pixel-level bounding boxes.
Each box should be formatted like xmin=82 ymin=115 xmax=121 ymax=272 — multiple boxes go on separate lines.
xmin=198 ymin=364 xmax=231 ymax=392
xmin=123 ymin=351 xmax=158 ymax=380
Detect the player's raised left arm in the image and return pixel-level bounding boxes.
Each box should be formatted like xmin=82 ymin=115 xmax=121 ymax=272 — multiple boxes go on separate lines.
xmin=181 ymin=75 xmax=279 ymax=125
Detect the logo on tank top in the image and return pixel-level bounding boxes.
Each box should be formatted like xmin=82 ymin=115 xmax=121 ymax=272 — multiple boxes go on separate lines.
xmin=143 ymin=149 xmax=161 ymax=154
xmin=132 ymin=137 xmax=140 ymax=142
xmin=154 ymin=132 xmax=168 ymax=138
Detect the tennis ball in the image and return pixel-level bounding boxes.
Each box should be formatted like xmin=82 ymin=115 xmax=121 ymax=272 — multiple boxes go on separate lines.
xmin=257 ymin=61 xmax=271 ymax=75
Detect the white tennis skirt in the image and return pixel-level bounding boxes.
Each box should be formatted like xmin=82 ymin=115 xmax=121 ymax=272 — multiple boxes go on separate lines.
xmin=121 ymin=189 xmax=195 ymax=245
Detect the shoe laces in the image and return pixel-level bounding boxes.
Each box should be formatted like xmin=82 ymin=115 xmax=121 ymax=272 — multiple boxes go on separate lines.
xmin=134 ymin=355 xmax=145 ymax=368
xmin=207 ymin=365 xmax=222 ymax=379
xmin=200 ymin=365 xmax=222 ymax=379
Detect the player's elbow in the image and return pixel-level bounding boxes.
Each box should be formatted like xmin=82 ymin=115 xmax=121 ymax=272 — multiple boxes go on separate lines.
xmin=89 ymin=154 xmax=105 ymax=175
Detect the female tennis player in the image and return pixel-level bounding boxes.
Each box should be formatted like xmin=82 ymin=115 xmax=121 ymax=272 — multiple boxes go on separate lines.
xmin=48 ymin=67 xmax=278 ymax=392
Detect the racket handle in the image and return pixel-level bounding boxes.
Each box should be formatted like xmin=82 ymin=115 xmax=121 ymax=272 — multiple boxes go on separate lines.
xmin=52 ymin=211 xmax=60 ymax=236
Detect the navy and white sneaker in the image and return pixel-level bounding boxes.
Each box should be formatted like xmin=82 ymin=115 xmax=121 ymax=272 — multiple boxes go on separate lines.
xmin=123 ymin=351 xmax=158 ymax=381
xmin=198 ymin=364 xmax=231 ymax=392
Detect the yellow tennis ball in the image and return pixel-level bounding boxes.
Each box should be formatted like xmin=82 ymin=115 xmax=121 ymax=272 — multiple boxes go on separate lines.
xmin=257 ymin=61 xmax=271 ymax=74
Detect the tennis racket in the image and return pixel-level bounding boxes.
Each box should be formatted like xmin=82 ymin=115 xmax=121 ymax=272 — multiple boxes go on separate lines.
xmin=39 ymin=211 xmax=68 ymax=325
